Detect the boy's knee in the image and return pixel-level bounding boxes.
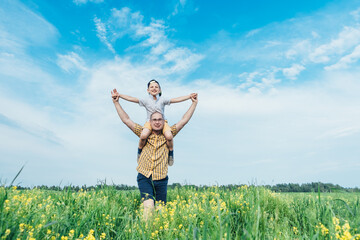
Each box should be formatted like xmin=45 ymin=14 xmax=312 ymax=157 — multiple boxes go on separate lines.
xmin=164 ymin=131 xmax=173 ymax=141
xmin=140 ymin=133 xmax=148 ymax=140
xmin=140 ymin=130 xmax=151 ymax=140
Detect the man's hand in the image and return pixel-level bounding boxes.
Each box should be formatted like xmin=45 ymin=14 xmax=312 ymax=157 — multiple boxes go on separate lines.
xmin=111 ymin=88 xmax=120 ymax=103
xmin=190 ymin=93 xmax=198 ymax=103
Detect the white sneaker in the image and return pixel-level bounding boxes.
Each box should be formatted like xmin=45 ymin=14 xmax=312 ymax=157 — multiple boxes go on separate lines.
xmin=168 ymin=155 xmax=174 ymax=166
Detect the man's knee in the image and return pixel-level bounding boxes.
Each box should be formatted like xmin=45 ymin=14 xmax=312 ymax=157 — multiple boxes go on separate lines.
xmin=143 ymin=199 xmax=154 ymax=209
xmin=142 ymin=199 xmax=154 ymax=220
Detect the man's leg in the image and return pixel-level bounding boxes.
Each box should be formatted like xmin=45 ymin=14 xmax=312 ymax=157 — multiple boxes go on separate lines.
xmin=153 ymin=175 xmax=169 ymax=207
xmin=143 ymin=199 xmax=154 ymax=221
xmin=137 ymin=173 xmax=155 ymax=220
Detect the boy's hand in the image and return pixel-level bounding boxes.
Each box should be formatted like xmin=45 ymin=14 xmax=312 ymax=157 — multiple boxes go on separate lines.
xmin=190 ymin=93 xmax=198 ymax=102
xmin=111 ymin=88 xmax=120 ymax=103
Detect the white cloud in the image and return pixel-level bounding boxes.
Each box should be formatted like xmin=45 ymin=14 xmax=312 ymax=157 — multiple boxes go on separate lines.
xmin=282 ymin=64 xmax=305 ymax=80
xmin=180 ymin=0 xmax=187 ymax=6
xmin=2 ymin=51 xmax=360 ymax=187
xmin=0 ymin=1 xmax=58 ymax=53
xmin=135 ymin=19 xmax=170 ymax=54
xmin=325 ymin=44 xmax=360 ymax=70
xmin=245 ymin=28 xmax=262 ymax=38
xmin=170 ymin=0 xmax=191 ymax=17
xmin=93 ymin=7 xmax=203 ymax=75
xmin=317 ymin=126 xmax=360 ymax=139
xmin=311 ymin=31 xmax=320 ymax=39
xmin=0 ymin=1 xmax=59 ymax=84
xmin=73 ymin=0 xmax=104 ymax=5
xmin=0 ymin=53 xmax=54 ymax=83
xmin=2 ymin=0 xmax=360 ymax=188
xmin=237 ymin=70 xmax=281 ymax=93
xmin=309 ymin=26 xmax=360 ymax=63
xmin=57 ymin=52 xmax=88 ymax=73
xmin=94 ymin=17 xmax=115 ymax=53
xmin=285 ymin=40 xmax=311 ymax=60
xmin=163 ymin=48 xmax=204 ymax=73
xmin=94 ymin=8 xmax=170 ymax=55
xmin=350 ymin=7 xmax=360 ymax=21
xmin=202 ymin=4 xmax=360 ymax=95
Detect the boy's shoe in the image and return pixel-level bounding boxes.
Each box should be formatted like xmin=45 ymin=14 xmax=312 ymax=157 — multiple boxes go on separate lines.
xmin=137 ymin=148 xmax=142 ymax=162
xmin=168 ymin=155 xmax=174 ymax=166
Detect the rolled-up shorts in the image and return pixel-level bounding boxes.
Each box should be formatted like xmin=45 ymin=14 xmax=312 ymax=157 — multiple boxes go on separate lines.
xmin=137 ymin=173 xmax=168 ymax=204
xmin=143 ymin=120 xmax=171 ymax=134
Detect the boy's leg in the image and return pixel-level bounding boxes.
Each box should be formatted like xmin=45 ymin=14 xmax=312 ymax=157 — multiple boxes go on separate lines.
xmin=164 ymin=130 xmax=173 ymax=150
xmin=139 ymin=128 xmax=151 ymax=149
xmin=163 ymin=121 xmax=174 ymax=166
xmin=163 ymin=121 xmax=173 ymax=150
xmin=138 ymin=122 xmax=151 ymax=161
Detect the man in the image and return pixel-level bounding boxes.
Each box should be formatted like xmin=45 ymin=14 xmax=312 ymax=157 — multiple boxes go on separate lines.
xmin=111 ymin=88 xmax=198 ymax=219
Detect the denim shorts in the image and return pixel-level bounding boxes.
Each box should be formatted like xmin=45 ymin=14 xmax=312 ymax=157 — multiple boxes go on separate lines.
xmin=137 ymin=173 xmax=169 ymax=204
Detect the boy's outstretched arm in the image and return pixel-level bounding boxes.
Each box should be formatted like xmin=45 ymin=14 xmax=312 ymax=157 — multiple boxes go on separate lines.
xmin=175 ymin=93 xmax=198 ymax=133
xmin=112 ymin=89 xmax=139 ymax=103
xmin=170 ymin=93 xmax=196 ymax=103
xmin=111 ymin=89 xmax=136 ymax=131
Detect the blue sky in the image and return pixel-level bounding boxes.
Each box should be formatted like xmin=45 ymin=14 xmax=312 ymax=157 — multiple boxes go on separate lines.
xmin=1 ymin=0 xmax=360 ymax=187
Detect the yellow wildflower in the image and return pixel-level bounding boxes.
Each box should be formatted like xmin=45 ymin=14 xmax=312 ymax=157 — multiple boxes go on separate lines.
xmin=69 ymin=229 xmax=75 ymax=237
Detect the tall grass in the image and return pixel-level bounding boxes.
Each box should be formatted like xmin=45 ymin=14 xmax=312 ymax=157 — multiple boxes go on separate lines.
xmin=1 ymin=185 xmax=359 ymax=239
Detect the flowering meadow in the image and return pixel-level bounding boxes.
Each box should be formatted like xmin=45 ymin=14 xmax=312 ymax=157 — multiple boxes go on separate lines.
xmin=1 ymin=185 xmax=359 ymax=239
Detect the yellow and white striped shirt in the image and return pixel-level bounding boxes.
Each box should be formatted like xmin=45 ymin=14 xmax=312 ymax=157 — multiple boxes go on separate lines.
xmin=132 ymin=123 xmax=178 ymax=180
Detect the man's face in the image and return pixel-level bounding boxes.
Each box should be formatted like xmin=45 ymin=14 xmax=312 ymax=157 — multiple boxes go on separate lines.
xmin=150 ymin=112 xmax=164 ymax=131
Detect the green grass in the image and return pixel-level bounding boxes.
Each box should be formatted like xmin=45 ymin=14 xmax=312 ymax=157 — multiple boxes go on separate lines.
xmin=1 ymin=185 xmax=359 ymax=239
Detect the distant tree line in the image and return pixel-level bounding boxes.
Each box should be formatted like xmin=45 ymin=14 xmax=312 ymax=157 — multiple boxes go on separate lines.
xmin=11 ymin=184 xmax=137 ymax=192
xmin=168 ymin=182 xmax=360 ymax=193
xmin=263 ymin=182 xmax=360 ymax=193
xmin=7 ymin=182 xmax=359 ymax=193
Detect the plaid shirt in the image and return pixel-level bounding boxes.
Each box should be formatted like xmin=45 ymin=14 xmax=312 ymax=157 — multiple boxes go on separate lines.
xmin=132 ymin=123 xmax=178 ymax=180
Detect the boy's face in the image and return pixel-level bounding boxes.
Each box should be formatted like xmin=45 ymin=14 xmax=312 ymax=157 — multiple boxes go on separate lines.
xmin=147 ymin=82 xmax=161 ymax=96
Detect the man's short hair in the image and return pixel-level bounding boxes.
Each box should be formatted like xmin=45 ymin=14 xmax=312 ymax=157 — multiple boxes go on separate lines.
xmin=150 ymin=111 xmax=164 ymax=120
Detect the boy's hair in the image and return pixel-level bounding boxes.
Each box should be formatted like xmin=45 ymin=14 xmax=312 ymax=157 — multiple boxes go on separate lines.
xmin=147 ymin=79 xmax=162 ymax=96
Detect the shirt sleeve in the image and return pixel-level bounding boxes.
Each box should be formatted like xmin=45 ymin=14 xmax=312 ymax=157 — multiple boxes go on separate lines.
xmin=132 ymin=123 xmax=143 ymax=137
xmin=162 ymin=97 xmax=171 ymax=106
xmin=170 ymin=124 xmax=177 ymax=137
xmin=138 ymin=98 xmax=145 ymax=107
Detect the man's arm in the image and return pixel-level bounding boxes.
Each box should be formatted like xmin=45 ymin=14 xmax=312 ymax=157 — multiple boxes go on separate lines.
xmin=111 ymin=89 xmax=136 ymax=131
xmin=175 ymin=93 xmax=198 ymax=133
